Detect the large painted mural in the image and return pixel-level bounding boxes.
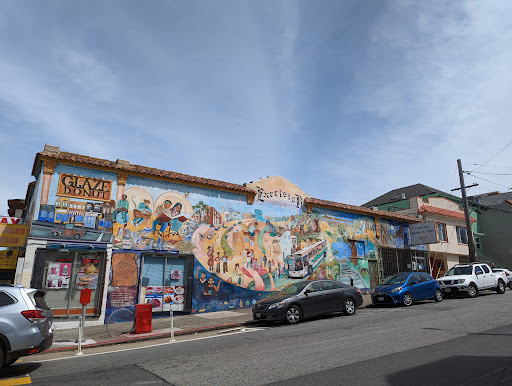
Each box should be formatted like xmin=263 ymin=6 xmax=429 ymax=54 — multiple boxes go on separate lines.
xmin=31 ymin=168 xmax=116 ymax=243
xmin=109 ymin=176 xmax=413 ymax=313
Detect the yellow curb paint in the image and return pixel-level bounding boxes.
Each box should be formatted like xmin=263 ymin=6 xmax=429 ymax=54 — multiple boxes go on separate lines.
xmin=0 ymin=376 xmax=32 ymax=385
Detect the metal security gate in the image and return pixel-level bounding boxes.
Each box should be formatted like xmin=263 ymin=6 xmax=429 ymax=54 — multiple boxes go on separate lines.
xmin=368 ymin=260 xmax=379 ymax=291
xmin=380 ymin=248 xmax=429 ymax=280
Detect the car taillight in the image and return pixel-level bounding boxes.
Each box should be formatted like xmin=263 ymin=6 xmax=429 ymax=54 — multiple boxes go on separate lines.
xmin=21 ymin=310 xmax=46 ymax=323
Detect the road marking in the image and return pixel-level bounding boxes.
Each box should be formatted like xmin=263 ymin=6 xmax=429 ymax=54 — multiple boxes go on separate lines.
xmin=0 ymin=376 xmax=32 ymax=386
xmin=28 ymin=327 xmax=266 ymax=363
xmin=0 ymin=361 xmax=31 ymax=386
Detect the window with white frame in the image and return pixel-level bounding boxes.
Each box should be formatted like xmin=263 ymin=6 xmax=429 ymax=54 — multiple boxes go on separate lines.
xmin=436 ymin=223 xmax=447 ymax=242
xmin=456 ymin=226 xmax=468 ymax=244
xmin=475 ymin=236 xmax=481 ymax=249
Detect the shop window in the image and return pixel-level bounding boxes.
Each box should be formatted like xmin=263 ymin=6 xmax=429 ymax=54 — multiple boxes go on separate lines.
xmin=456 ymin=227 xmax=468 ymax=244
xmin=140 ymin=255 xmax=188 ymax=312
xmin=436 ymin=223 xmax=447 ymax=242
xmin=36 ymin=250 xmax=106 ymax=316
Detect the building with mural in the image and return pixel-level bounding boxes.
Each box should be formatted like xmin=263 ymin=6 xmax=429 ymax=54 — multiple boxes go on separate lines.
xmin=17 ymin=145 xmax=426 ymax=322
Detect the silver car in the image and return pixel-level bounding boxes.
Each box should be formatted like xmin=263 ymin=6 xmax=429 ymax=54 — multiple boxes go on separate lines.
xmin=0 ymin=283 xmax=53 ymax=367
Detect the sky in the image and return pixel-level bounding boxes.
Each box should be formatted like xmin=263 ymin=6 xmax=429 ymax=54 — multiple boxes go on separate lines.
xmin=1 ymin=0 xmax=512 ymax=217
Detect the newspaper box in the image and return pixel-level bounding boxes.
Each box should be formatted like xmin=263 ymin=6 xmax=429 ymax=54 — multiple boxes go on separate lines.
xmin=135 ymin=303 xmax=152 ymax=334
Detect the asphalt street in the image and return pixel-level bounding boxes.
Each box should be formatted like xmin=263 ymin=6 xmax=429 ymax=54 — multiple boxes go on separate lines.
xmin=7 ymin=290 xmax=512 ymax=385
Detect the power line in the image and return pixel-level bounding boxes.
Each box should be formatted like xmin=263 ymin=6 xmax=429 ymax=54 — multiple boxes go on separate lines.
xmin=471 ymin=171 xmax=512 ymax=176
xmin=470 ymin=139 xmax=512 ymax=173
xmin=465 ymin=173 xmax=512 ymax=191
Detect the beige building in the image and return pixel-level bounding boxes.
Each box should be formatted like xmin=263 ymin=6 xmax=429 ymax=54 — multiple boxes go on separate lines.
xmin=391 ymin=197 xmax=473 ymax=278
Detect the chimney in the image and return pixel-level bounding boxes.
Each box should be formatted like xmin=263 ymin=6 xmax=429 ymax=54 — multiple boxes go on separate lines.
xmin=401 ymin=193 xmax=406 ymax=200
xmin=44 ymin=144 xmax=60 ymax=154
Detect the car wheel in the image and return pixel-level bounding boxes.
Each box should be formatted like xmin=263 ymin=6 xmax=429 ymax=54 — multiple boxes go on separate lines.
xmin=434 ymin=289 xmax=443 ymax=302
xmin=496 ymin=280 xmax=506 ymax=294
xmin=286 ymin=305 xmax=302 ymax=324
xmin=343 ymin=298 xmax=356 ymax=316
xmin=51 ymin=231 xmax=59 ymax=237
xmin=467 ymin=283 xmax=478 ymax=298
xmin=509 ymin=282 xmax=512 ymax=290
xmin=403 ymin=293 xmax=413 ymax=307
xmin=0 ymin=344 xmax=5 ymax=367
xmin=74 ymin=233 xmax=81 ymax=240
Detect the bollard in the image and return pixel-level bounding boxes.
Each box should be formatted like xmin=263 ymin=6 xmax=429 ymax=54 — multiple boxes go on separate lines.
xmin=169 ymin=306 xmax=176 ymax=343
xmin=76 ymin=315 xmax=83 ymax=356
xmin=350 ymin=276 xmax=354 ymax=286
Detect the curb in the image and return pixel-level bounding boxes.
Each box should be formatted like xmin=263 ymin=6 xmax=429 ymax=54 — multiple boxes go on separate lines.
xmin=43 ymin=320 xmax=259 ymax=354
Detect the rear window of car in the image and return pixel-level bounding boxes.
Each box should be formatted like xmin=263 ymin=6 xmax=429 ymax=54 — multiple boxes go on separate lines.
xmin=0 ymin=291 xmax=16 ymax=307
xmin=28 ymin=290 xmax=50 ymax=310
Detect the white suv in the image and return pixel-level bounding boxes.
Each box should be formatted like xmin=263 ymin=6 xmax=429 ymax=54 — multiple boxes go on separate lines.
xmin=0 ymin=283 xmax=53 ymax=367
xmin=437 ymin=263 xmax=507 ymax=298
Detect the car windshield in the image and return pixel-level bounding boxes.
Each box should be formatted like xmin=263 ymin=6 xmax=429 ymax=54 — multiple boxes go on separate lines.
xmin=382 ymin=274 xmax=410 ymax=285
xmin=277 ymin=282 xmax=308 ymax=295
xmin=445 ymin=266 xmax=472 ymax=276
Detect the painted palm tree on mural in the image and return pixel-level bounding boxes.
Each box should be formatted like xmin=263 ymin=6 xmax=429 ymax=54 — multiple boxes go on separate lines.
xmin=178 ymin=240 xmax=197 ymax=254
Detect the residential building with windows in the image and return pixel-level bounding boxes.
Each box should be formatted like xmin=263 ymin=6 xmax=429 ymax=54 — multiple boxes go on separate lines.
xmin=469 ymin=192 xmax=512 ymax=268
xmin=363 ymin=184 xmax=476 ymax=278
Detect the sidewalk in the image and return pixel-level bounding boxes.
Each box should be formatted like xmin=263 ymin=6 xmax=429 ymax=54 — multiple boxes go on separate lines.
xmin=47 ymin=295 xmax=371 ymax=353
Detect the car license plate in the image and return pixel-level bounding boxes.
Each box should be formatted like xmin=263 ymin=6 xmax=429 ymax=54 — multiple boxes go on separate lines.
xmin=444 ymin=288 xmax=451 ymax=292
xmin=378 ymin=297 xmax=384 ymax=301
xmin=255 ymin=313 xmax=261 ymax=318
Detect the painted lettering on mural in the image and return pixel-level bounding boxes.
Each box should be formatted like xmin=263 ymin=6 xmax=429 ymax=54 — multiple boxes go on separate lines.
xmin=256 ymin=187 xmax=304 ymax=208
xmin=57 ymin=174 xmax=112 ymax=202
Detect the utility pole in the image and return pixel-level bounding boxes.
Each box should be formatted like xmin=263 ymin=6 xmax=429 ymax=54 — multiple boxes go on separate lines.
xmin=456 ymin=159 xmax=477 ymax=262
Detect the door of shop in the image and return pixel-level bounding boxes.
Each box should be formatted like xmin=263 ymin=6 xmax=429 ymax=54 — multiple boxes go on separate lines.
xmin=31 ymin=248 xmax=106 ymax=316
xmin=139 ymin=253 xmax=193 ymax=313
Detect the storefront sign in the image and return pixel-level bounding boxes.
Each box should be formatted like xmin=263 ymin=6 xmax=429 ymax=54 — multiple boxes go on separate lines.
xmin=0 ymin=249 xmax=18 ymax=269
xmin=57 ymin=173 xmax=112 ymax=202
xmin=46 ymin=262 xmax=71 ymax=289
xmin=76 ymin=255 xmax=100 ymax=289
xmin=410 ymin=222 xmax=438 ymax=245
xmin=0 ymin=224 xmax=28 ymax=247
xmin=109 ymin=287 xmax=138 ymax=308
xmin=0 ymin=217 xmax=22 ymax=224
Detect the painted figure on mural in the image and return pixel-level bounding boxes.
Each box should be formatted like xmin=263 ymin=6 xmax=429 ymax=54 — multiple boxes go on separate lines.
xmin=263 ymin=254 xmax=267 ymax=267
xmin=207 ymin=246 xmax=214 ymax=271
xmin=232 ymin=263 xmax=243 ymax=286
xmin=132 ymin=198 xmax=152 ymax=227
xmin=215 ymin=252 xmax=221 ymax=273
xmin=152 ymin=200 xmax=173 ymax=236
xmin=222 ymin=252 xmax=228 ymax=273
xmin=169 ymin=202 xmax=184 ymax=235
xmin=112 ymin=194 xmax=129 ymax=224
xmin=195 ymin=267 xmax=207 ymax=284
xmin=246 ymin=251 xmax=251 ymax=268
xmin=204 ymin=277 xmax=221 ymax=295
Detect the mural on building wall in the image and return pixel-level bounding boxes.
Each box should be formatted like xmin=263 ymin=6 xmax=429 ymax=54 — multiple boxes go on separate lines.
xmin=31 ymin=173 xmax=114 ymax=242
xmin=107 ymin=177 xmax=414 ymax=313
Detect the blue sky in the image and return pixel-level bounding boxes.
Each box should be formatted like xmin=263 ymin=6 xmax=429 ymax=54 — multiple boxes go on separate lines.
xmin=1 ymin=0 xmax=512 ymax=216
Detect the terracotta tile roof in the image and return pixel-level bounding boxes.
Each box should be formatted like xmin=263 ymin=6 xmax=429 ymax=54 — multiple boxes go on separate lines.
xmin=305 ymin=197 xmax=421 ymax=223
xmin=419 ymin=204 xmax=476 ymax=222
xmin=34 ymin=150 xmax=257 ymax=196
xmin=33 ymin=149 xmax=421 ymax=223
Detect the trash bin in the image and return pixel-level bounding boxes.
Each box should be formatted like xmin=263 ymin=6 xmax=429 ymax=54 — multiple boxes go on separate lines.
xmin=135 ymin=304 xmax=152 ymax=334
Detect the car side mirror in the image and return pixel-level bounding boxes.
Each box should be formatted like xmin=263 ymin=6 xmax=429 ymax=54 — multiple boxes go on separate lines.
xmin=304 ymin=289 xmax=311 ymax=295
xmin=476 ymin=272 xmax=481 ymax=275
xmin=411 ymin=281 xmax=418 ymax=285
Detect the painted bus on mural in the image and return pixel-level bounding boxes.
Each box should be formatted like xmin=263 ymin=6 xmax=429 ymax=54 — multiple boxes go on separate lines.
xmin=287 ymin=240 xmax=327 ymax=278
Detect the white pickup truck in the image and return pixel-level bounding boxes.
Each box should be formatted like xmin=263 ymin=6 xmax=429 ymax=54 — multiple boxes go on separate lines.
xmin=437 ymin=263 xmax=507 ymax=298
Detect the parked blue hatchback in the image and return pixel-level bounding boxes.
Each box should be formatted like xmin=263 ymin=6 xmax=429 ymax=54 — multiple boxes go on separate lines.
xmin=372 ymin=272 xmax=443 ymax=306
